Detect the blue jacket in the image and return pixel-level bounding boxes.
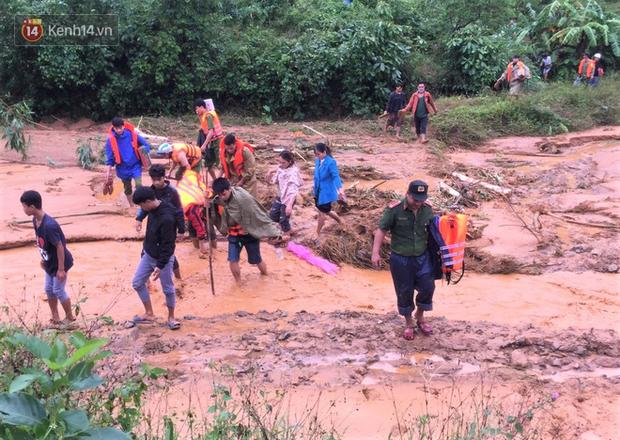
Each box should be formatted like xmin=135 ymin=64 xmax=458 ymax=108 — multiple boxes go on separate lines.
xmin=313 ymin=156 xmax=343 ymax=205
xmin=105 ymin=129 xmax=150 ymax=180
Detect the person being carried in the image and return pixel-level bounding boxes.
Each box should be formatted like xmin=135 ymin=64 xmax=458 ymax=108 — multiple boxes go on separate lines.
xmin=219 ymin=133 xmax=258 ymax=197
xmin=313 ymin=143 xmax=345 ymax=237
xmin=177 ymin=169 xmax=217 ymax=257
xmin=156 ymin=142 xmax=203 ymax=181
xmin=20 ymin=190 xmax=75 ymax=326
xmin=130 ymin=186 xmax=180 ymax=330
xmin=135 ymin=164 xmax=185 ymax=279
xmin=495 ymin=55 xmax=531 ymax=97
xmin=402 ymin=83 xmax=438 ymax=144
xmin=371 ymin=180 xmax=445 ymax=341
xmin=382 ymin=84 xmax=406 ymax=138
xmin=195 ymin=98 xmax=224 ymax=182
xmin=211 ymin=177 xmax=282 ymax=283
xmin=104 ymin=116 xmax=151 ymax=206
xmin=268 ymin=150 xmax=303 ymax=235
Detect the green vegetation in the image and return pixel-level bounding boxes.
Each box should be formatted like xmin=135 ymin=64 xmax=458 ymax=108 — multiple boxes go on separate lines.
xmin=0 ymin=99 xmax=32 ymax=160
xmin=0 ymin=0 xmax=617 ymax=120
xmin=431 ymin=75 xmax=620 ymax=148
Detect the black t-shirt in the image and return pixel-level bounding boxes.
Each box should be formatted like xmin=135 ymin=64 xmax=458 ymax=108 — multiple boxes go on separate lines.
xmin=34 ymin=214 xmax=74 ymax=275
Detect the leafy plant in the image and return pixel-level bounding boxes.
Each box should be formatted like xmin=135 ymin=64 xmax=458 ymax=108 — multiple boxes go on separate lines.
xmin=76 ymin=141 xmax=96 ymax=170
xmin=0 ymin=328 xmax=130 ymax=439
xmin=0 ymin=99 xmax=33 ymax=160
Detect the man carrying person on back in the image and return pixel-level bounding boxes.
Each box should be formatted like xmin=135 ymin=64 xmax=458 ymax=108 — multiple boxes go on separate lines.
xmin=219 ymin=133 xmax=258 ymax=197
xmin=104 ymin=116 xmax=151 ymax=207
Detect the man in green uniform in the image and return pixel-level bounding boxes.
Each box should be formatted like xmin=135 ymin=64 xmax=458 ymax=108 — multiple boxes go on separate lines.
xmin=371 ymin=180 xmax=440 ymax=340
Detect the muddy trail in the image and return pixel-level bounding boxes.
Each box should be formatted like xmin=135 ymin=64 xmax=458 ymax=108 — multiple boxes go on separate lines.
xmin=1 ymin=120 xmax=619 ymax=439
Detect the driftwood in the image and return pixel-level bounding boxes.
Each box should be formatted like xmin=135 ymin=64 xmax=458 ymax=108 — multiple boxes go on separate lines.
xmin=439 ymin=181 xmax=461 ymax=198
xmin=302 ymin=124 xmax=328 ymax=139
xmin=9 ymin=210 xmax=125 ymax=225
xmin=452 ymin=172 xmax=512 ymax=195
xmin=501 ymin=195 xmax=543 ymax=243
xmin=540 ymin=211 xmax=619 ymax=230
xmin=0 ymin=235 xmax=142 ymax=251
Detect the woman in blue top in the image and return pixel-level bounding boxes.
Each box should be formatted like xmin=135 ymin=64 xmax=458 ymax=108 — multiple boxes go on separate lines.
xmin=313 ymin=143 xmax=346 ymax=236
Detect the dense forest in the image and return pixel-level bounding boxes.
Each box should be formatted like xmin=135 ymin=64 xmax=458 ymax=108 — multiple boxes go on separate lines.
xmin=0 ymin=0 xmax=618 ymax=120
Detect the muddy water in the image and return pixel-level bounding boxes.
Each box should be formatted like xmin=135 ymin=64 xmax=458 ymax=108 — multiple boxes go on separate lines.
xmin=1 ymin=126 xmax=620 ymax=439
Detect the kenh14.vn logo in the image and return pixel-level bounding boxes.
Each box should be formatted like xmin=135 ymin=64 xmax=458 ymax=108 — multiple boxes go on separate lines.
xmin=21 ymin=18 xmax=44 ymax=43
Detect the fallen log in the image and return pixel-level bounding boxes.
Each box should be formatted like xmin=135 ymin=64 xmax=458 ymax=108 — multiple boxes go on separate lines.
xmin=439 ymin=181 xmax=461 ymax=198
xmin=302 ymin=124 xmax=328 ymax=139
xmin=540 ymin=211 xmax=620 ymax=230
xmin=9 ymin=210 xmax=125 ymax=225
xmin=0 ymin=235 xmax=142 ymax=251
xmin=452 ymin=172 xmax=512 ymax=195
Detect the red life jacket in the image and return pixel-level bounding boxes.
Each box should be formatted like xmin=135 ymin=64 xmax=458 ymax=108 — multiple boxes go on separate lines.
xmin=219 ymin=138 xmax=254 ymax=178
xmin=438 ymin=213 xmax=467 ymax=273
xmin=407 ymin=91 xmax=435 ymax=115
xmin=506 ymin=61 xmax=525 ymax=82
xmin=108 ymin=122 xmax=140 ymax=165
xmin=216 ymin=204 xmax=245 ymax=236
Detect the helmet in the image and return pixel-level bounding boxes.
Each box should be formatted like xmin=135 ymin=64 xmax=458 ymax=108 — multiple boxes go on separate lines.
xmin=157 ymin=143 xmax=172 ymax=155
xmin=594 ymin=53 xmax=602 ymax=59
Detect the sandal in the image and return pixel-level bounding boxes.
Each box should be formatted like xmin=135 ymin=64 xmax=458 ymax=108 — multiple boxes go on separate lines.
xmin=417 ymin=320 xmax=433 ymax=335
xmin=403 ymin=327 xmax=415 ymax=341
xmin=167 ymin=320 xmax=181 ymax=330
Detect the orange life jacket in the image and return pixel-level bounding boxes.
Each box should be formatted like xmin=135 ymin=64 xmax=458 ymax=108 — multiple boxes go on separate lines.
xmin=219 ymin=139 xmax=255 ymax=179
xmin=506 ymin=61 xmax=525 ymax=82
xmin=171 ymin=143 xmax=202 ymax=169
xmin=176 ymin=170 xmax=207 ymax=212
xmin=438 ymin=213 xmax=467 ymax=273
xmin=216 ymin=204 xmax=245 ymax=236
xmin=577 ymin=58 xmax=588 ymax=75
xmin=199 ymin=111 xmax=224 ymax=138
xmin=407 ymin=91 xmax=435 ymax=115
xmin=108 ymin=122 xmax=140 ymax=165
xmin=586 ymin=59 xmax=596 ymax=78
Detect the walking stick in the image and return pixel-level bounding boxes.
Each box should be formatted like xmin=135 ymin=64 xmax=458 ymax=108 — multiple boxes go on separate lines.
xmin=203 ymin=162 xmax=216 ymax=296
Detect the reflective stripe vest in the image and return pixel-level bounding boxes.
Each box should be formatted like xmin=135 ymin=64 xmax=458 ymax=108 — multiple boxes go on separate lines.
xmin=438 ymin=213 xmax=467 ymax=272
xmin=220 ymin=139 xmax=254 ymax=179
xmin=171 ymin=143 xmax=202 ymax=169
xmin=108 ymin=122 xmax=140 ymax=165
xmin=200 ymin=111 xmax=224 ymax=138
xmin=176 ymin=170 xmax=207 ymax=213
xmin=586 ymin=59 xmax=596 ymax=78
xmin=217 ymin=205 xmax=245 ymax=236
xmin=506 ymin=61 xmax=525 ymax=82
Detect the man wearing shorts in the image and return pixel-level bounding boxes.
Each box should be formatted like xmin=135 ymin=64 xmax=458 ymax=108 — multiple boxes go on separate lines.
xmin=104 ymin=116 xmax=151 ymax=207
xmin=211 ymin=177 xmax=281 ymax=282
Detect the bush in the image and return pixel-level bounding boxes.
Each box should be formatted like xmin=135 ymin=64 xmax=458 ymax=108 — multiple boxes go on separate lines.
xmin=0 ymin=99 xmax=32 ymax=160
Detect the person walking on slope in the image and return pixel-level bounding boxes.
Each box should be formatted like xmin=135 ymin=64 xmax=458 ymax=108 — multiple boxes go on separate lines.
xmin=574 ymin=53 xmax=591 ymax=86
xmin=402 ymin=83 xmax=438 ymax=144
xmin=495 ymin=55 xmax=531 ymax=97
xmin=371 ymin=181 xmax=445 ymax=341
xmin=211 ymin=177 xmax=282 ymax=283
xmin=588 ymin=53 xmax=604 ymax=87
xmin=104 ymin=117 xmax=151 ymax=207
xmin=313 ymin=143 xmax=345 ymax=237
xmin=21 ymin=190 xmax=75 ymax=327
xmin=195 ymin=98 xmax=224 ymax=182
xmin=219 ymin=133 xmax=258 ymax=197
xmin=130 ymin=186 xmax=181 ymax=330
xmin=268 ymin=150 xmax=303 ymax=235
xmin=382 ymin=84 xmax=406 ymax=138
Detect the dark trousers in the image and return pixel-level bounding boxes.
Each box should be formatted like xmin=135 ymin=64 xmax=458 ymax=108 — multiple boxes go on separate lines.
xmin=414 ymin=116 xmax=428 ymax=136
xmin=389 ymin=251 xmax=435 ymax=316
xmin=269 ymin=198 xmax=291 ymax=232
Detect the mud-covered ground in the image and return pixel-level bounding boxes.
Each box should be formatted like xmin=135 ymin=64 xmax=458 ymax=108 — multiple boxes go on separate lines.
xmin=0 ymin=120 xmax=619 ymax=439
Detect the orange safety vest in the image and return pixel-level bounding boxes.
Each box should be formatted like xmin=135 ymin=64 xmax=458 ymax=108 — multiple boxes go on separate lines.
xmin=506 ymin=61 xmax=525 ymax=82
xmin=219 ymin=139 xmax=254 ymax=179
xmin=438 ymin=213 xmax=467 ymax=272
xmin=216 ymin=204 xmax=245 ymax=236
xmin=176 ymin=170 xmax=207 ymax=212
xmin=171 ymin=143 xmax=202 ymax=169
xmin=200 ymin=111 xmax=224 ymax=138
xmin=108 ymin=122 xmax=140 ymax=165
xmin=407 ymin=91 xmax=435 ymax=115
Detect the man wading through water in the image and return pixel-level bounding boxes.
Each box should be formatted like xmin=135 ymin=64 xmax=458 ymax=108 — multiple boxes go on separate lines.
xmin=371 ymin=180 xmax=445 ymax=340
